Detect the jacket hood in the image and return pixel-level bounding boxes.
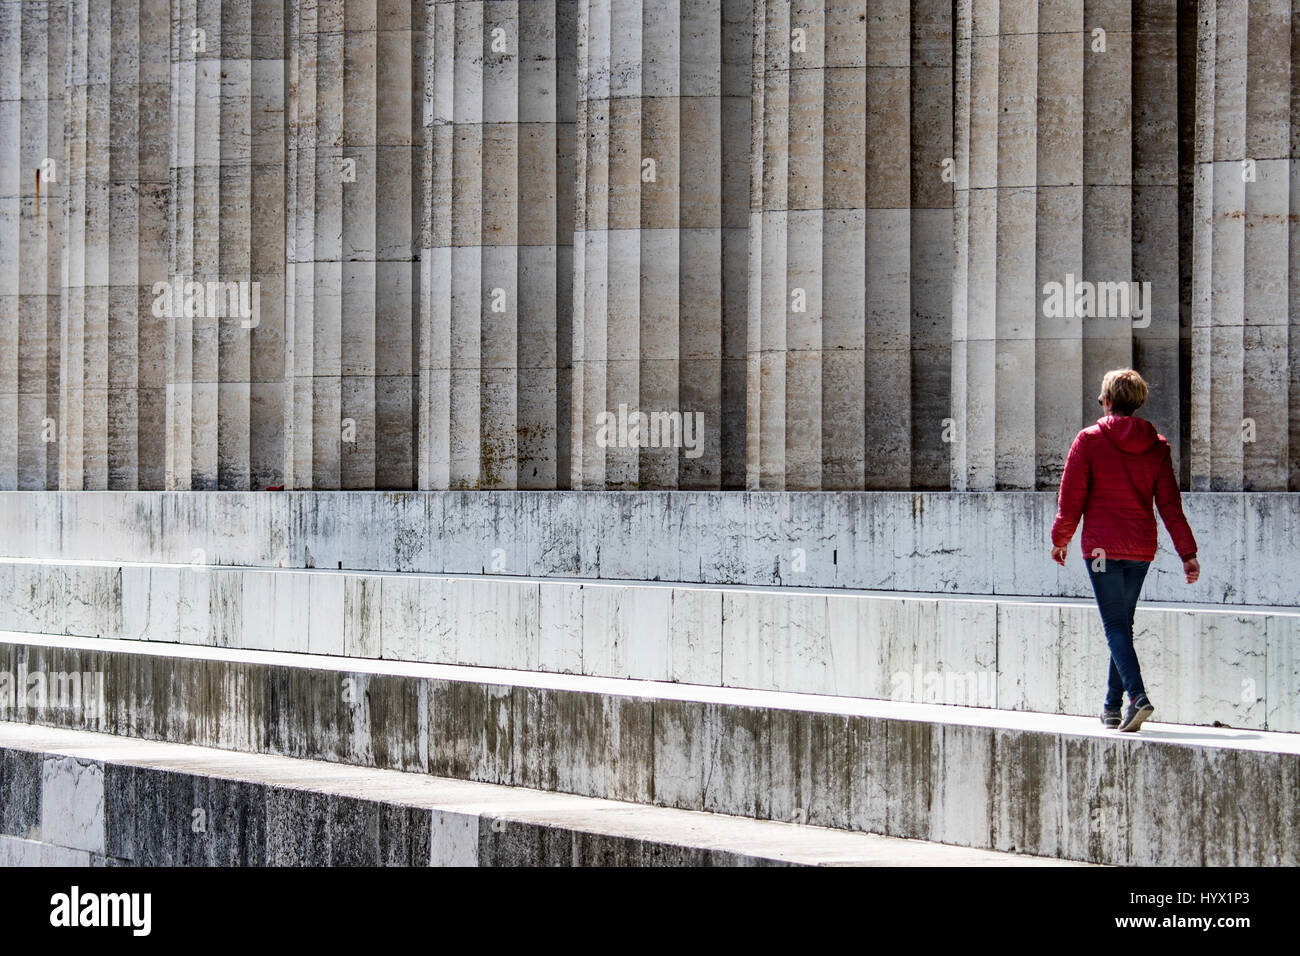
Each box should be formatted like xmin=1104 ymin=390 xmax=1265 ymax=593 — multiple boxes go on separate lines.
xmin=1096 ymin=414 xmax=1159 ymax=454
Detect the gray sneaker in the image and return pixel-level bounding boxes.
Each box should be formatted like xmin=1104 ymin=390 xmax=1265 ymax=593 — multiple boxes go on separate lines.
xmin=1101 ymin=708 xmax=1121 ymax=729
xmin=1118 ymin=696 xmax=1154 ymax=732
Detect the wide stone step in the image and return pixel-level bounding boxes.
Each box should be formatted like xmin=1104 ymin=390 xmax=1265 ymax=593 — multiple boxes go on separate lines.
xmin=0 ymin=722 xmax=1080 ymax=867
xmin=2 ymin=489 xmax=1293 ymax=607
xmin=1 ymin=558 xmax=1295 ymax=731
xmin=1 ymin=631 xmax=1295 ymax=866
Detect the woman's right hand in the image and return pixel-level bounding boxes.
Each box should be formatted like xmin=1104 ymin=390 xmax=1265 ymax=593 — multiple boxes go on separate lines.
xmin=1183 ymin=557 xmax=1200 ymax=584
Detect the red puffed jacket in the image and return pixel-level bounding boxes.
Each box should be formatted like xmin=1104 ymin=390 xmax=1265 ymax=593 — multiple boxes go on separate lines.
xmin=1051 ymin=415 xmax=1198 ymax=563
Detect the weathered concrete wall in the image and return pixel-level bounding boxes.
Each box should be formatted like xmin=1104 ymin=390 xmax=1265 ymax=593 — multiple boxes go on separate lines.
xmin=0 ymin=1 xmax=1297 ymax=491
xmin=1 ymin=558 xmax=1296 ymax=729
xmin=1 ymin=635 xmax=1293 ymax=865
xmin=3 ymin=740 xmax=751 ymax=865
xmin=0 ymin=489 xmax=1293 ymax=604
xmin=0 ymin=723 xmax=1073 ymax=865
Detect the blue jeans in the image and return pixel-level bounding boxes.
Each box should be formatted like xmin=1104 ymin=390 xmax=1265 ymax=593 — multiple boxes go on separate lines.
xmin=1083 ymin=556 xmax=1151 ymax=710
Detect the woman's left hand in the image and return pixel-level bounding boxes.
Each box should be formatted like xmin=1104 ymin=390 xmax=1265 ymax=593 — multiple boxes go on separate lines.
xmin=1051 ymin=545 xmax=1068 ymax=566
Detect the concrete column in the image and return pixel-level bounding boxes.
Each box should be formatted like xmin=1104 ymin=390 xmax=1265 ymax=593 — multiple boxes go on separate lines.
xmin=746 ymin=0 xmax=953 ymax=491
xmin=952 ymin=0 xmax=1176 ymax=491
xmin=58 ymin=0 xmax=169 ymax=490
xmin=572 ymin=0 xmax=750 ymax=490
xmin=0 ymin=1 xmax=65 ymax=490
xmin=167 ymin=0 xmax=286 ymax=490
xmin=909 ymin=0 xmax=957 ymax=491
xmin=1132 ymin=0 xmax=1184 ymax=475
xmin=1192 ymin=0 xmax=1297 ymax=491
xmin=419 ymin=0 xmax=577 ymax=490
xmin=285 ymin=0 xmax=423 ymax=490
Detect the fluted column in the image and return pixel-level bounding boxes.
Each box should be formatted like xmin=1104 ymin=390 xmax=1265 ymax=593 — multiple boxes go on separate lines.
xmin=285 ymin=0 xmax=423 ymax=490
xmin=167 ymin=0 xmax=286 ymax=490
xmin=1132 ymin=0 xmax=1184 ymax=474
xmin=952 ymin=0 xmax=1179 ymax=491
xmin=571 ymin=0 xmax=750 ymax=490
xmin=419 ymin=0 xmax=576 ymax=490
xmin=745 ymin=0 xmax=953 ymax=491
xmin=58 ymin=0 xmax=170 ymax=489
xmin=0 ymin=0 xmax=64 ymax=490
xmin=1192 ymin=0 xmax=1298 ymax=490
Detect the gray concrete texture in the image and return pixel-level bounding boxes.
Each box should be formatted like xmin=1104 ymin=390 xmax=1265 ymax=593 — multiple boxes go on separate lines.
xmin=748 ymin=0 xmax=953 ymax=491
xmin=287 ymin=0 xmax=420 ymax=492
xmin=170 ymin=0 xmax=288 ymax=492
xmin=0 ymin=1 xmax=66 ymax=492
xmin=2 ymin=554 xmax=1297 ymax=730
xmin=0 ymin=722 xmax=1082 ymax=865
xmin=1 ymin=489 xmax=1294 ymax=605
xmin=422 ymin=0 xmax=576 ymax=491
xmin=2 ymin=1 xmax=1296 ymax=492
xmin=952 ymin=0 xmax=1197 ymax=492
xmin=1 ymin=634 xmax=1293 ymax=865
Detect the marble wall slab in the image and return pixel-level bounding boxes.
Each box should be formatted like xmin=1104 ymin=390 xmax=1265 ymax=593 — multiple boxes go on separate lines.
xmin=1 ymin=556 xmax=1296 ymax=730
xmin=0 ymin=489 xmax=1293 ymax=605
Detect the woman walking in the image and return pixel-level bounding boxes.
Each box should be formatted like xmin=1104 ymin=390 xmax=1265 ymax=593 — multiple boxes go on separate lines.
xmin=1050 ymin=369 xmax=1200 ymax=733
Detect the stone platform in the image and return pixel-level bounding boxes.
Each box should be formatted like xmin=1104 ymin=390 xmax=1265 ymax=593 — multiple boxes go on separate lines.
xmin=0 ymin=559 xmax=1295 ymax=731
xmin=0 ymin=722 xmax=1082 ymax=867
xmin=1 ymin=489 xmax=1293 ymax=867
xmin=2 ymin=631 xmax=1295 ymax=866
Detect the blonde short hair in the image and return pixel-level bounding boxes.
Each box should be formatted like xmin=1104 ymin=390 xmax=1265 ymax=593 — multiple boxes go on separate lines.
xmin=1099 ymin=368 xmax=1148 ymax=415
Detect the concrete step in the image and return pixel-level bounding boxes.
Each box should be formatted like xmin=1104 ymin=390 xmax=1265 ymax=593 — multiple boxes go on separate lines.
xmin=0 ymin=722 xmax=1081 ymax=867
xmin=1 ymin=557 xmax=1295 ymax=731
xmin=1 ymin=631 xmax=1295 ymax=866
xmin=2 ymin=489 xmax=1293 ymax=607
